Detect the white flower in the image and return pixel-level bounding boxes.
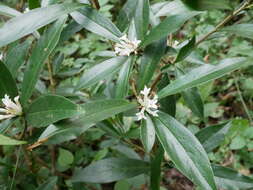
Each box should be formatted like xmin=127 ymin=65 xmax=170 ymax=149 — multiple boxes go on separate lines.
xmin=114 ymin=35 xmax=141 ymax=56
xmin=0 ymin=94 xmax=22 ymax=121
xmin=136 ymin=86 xmax=159 ymax=120
xmin=0 ymin=53 xmax=3 ymax=61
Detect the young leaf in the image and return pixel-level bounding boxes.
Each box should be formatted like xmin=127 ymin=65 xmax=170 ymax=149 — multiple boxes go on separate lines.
xmin=181 ymin=0 xmax=231 ymax=11
xmin=222 ymin=24 xmax=253 ymax=40
xmin=115 ymin=56 xmax=134 ymax=98
xmin=71 ymin=7 xmax=122 ymax=41
xmin=154 ymin=112 xmax=217 ymax=190
xmin=0 ymin=3 xmax=83 ymax=48
xmin=72 ymin=158 xmax=149 ymax=183
xmin=0 ymin=61 xmax=18 ymax=99
xmin=75 ymin=56 xmax=128 ymax=90
xmin=158 ymin=57 xmax=249 ymax=99
xmin=138 ymin=38 xmax=166 ymax=90
xmin=134 ymin=0 xmax=150 ymax=40
xmin=140 ymin=115 xmax=156 ymax=153
xmin=21 ymin=16 xmax=67 ymax=105
xmin=141 ymin=12 xmax=198 ymax=47
xmin=196 ymin=122 xmax=231 ymax=153
xmin=213 ymin=164 xmax=253 ymax=190
xmin=0 ymin=134 xmax=26 ymax=145
xmin=26 ymin=95 xmax=85 ymax=127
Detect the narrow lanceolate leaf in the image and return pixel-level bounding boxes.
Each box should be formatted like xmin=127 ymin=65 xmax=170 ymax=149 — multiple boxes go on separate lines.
xmin=158 ymin=57 xmax=249 ymax=99
xmin=181 ymin=0 xmax=231 ymax=11
xmin=75 ymin=99 xmax=137 ymax=125
xmin=0 ymin=3 xmax=83 ymax=48
xmin=196 ymin=122 xmax=231 ymax=153
xmin=141 ymin=12 xmax=198 ymax=47
xmin=0 ymin=61 xmax=18 ymax=99
xmin=140 ymin=115 xmax=156 ymax=153
xmin=0 ymin=134 xmax=26 ymax=145
xmin=154 ymin=112 xmax=217 ymax=190
xmin=175 ymin=36 xmax=196 ymax=63
xmin=5 ymin=39 xmax=31 ymax=78
xmin=222 ymin=24 xmax=253 ymax=40
xmin=138 ymin=38 xmax=166 ymax=91
xmin=72 ymin=158 xmax=149 ymax=183
xmin=21 ymin=16 xmax=67 ymax=105
xmin=26 ymin=95 xmax=85 ymax=127
xmin=36 ymin=177 xmax=58 ymax=190
xmin=0 ymin=5 xmax=22 ymax=17
xmin=134 ymin=0 xmax=150 ymax=40
xmin=76 ymin=56 xmax=128 ymax=90
xmin=213 ymin=164 xmax=253 ymax=190
xmin=71 ymin=7 xmax=122 ymax=41
xmin=115 ymin=56 xmax=134 ymax=98
xmin=116 ymin=0 xmax=138 ymax=31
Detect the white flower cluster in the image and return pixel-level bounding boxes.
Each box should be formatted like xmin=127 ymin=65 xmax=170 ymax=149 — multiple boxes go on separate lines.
xmin=114 ymin=35 xmax=141 ymax=56
xmin=136 ymin=86 xmax=159 ymax=120
xmin=0 ymin=94 xmax=22 ymax=121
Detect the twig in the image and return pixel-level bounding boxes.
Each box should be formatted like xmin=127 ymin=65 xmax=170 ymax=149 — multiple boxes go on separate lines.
xmin=131 ymin=80 xmax=138 ymax=98
xmin=196 ymin=0 xmax=251 ymax=45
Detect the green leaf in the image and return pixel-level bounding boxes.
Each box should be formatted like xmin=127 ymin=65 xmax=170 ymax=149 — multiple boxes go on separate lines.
xmin=141 ymin=12 xmax=198 ymax=47
xmin=140 ymin=115 xmax=156 ymax=153
xmin=175 ymin=36 xmax=196 ymax=63
xmin=154 ymin=112 xmax=217 ymax=190
xmin=116 ymin=0 xmax=138 ymax=32
xmin=5 ymin=39 xmax=31 ymax=78
xmin=138 ymin=38 xmax=166 ymax=90
xmin=150 ymin=146 xmax=164 ymax=190
xmin=134 ymin=0 xmax=150 ymax=40
xmin=213 ymin=164 xmax=253 ymax=190
xmin=0 ymin=61 xmax=18 ymax=99
xmin=158 ymin=57 xmax=249 ymax=99
xmin=0 ymin=134 xmax=26 ymax=145
xmin=181 ymin=0 xmax=231 ymax=11
xmin=57 ymin=148 xmax=74 ymax=166
xmin=26 ymin=95 xmax=85 ymax=127
xmin=196 ymin=122 xmax=231 ymax=153
xmin=36 ymin=177 xmax=58 ymax=190
xmin=115 ymin=56 xmax=134 ymax=98
xmin=230 ymin=135 xmax=246 ymax=150
xmin=0 ymin=3 xmax=83 ymax=48
xmin=114 ymin=180 xmax=131 ymax=190
xmin=29 ymin=0 xmax=41 ymax=10
xmin=222 ymin=24 xmax=253 ymax=40
xmin=72 ymin=157 xmax=149 ymax=183
xmin=21 ymin=16 xmax=66 ymax=105
xmin=71 ymin=7 xmax=122 ymax=41
xmin=76 ymin=56 xmax=128 ymax=90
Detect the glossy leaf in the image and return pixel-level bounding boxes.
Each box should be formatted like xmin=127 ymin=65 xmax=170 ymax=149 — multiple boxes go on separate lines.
xmin=0 ymin=3 xmax=83 ymax=48
xmin=26 ymin=95 xmax=85 ymax=127
xmin=181 ymin=0 xmax=231 ymax=11
xmin=138 ymin=38 xmax=166 ymax=90
xmin=115 ymin=56 xmax=134 ymax=98
xmin=158 ymin=57 xmax=249 ymax=99
xmin=21 ymin=16 xmax=66 ymax=105
xmin=140 ymin=115 xmax=156 ymax=153
xmin=134 ymin=0 xmax=150 ymax=40
xmin=196 ymin=122 xmax=231 ymax=153
xmin=72 ymin=157 xmax=149 ymax=183
xmin=175 ymin=36 xmax=196 ymax=63
xmin=0 ymin=61 xmax=18 ymax=99
xmin=141 ymin=12 xmax=198 ymax=47
xmin=222 ymin=24 xmax=253 ymax=40
xmin=0 ymin=134 xmax=26 ymax=145
xmin=154 ymin=112 xmax=217 ymax=190
xmin=71 ymin=7 xmax=122 ymax=41
xmin=213 ymin=164 xmax=253 ymax=190
xmin=76 ymin=56 xmax=128 ymax=90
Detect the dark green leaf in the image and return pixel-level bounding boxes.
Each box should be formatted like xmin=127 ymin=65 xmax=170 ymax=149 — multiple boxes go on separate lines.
xmin=0 ymin=61 xmax=18 ymax=99
xmin=175 ymin=36 xmax=196 ymax=63
xmin=154 ymin=112 xmax=217 ymax=190
xmin=29 ymin=0 xmax=40 ymax=10
xmin=21 ymin=16 xmax=66 ymax=105
xmin=0 ymin=134 xmax=26 ymax=145
xmin=76 ymin=56 xmax=128 ymax=90
xmin=71 ymin=7 xmax=122 ymax=41
xmin=181 ymin=0 xmax=231 ymax=11
xmin=222 ymin=24 xmax=253 ymax=39
xmin=0 ymin=3 xmax=83 ymax=48
xmin=158 ymin=57 xmax=249 ymax=99
xmin=72 ymin=158 xmax=149 ymax=183
xmin=138 ymin=38 xmax=166 ymax=90
xmin=26 ymin=95 xmax=84 ymax=127
xmin=196 ymin=122 xmax=231 ymax=153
